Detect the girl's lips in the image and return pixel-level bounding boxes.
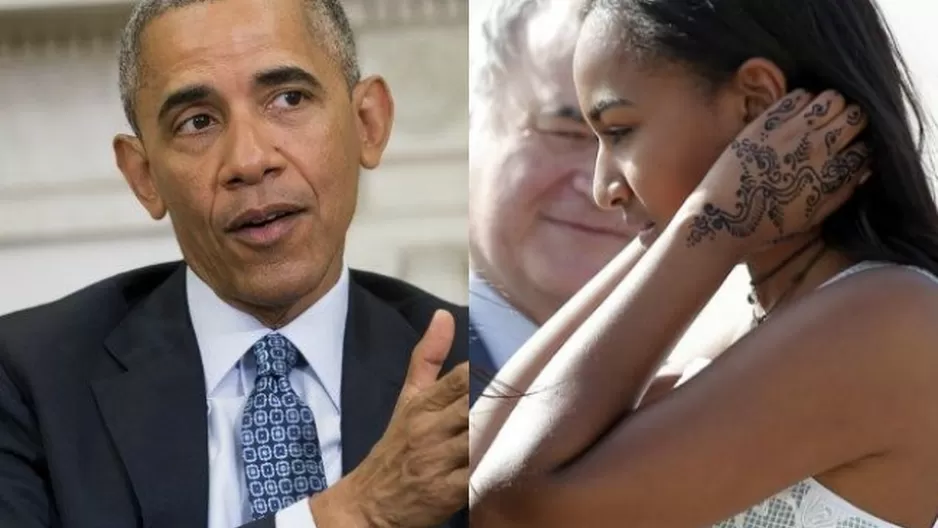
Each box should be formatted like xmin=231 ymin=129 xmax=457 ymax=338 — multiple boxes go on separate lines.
xmin=638 ymin=223 xmax=660 ymax=246
xmin=622 ymin=217 xmax=656 ymax=237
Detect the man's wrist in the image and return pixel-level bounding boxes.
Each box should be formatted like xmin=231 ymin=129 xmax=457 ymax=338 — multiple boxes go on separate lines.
xmin=308 ymin=474 xmax=377 ymax=528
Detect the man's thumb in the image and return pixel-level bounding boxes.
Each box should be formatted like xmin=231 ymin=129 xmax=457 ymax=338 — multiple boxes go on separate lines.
xmin=403 ymin=309 xmax=455 ymax=393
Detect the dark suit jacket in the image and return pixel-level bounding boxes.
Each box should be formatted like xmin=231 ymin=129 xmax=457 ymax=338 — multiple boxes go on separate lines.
xmin=0 ymin=262 xmax=468 ymax=528
xmin=468 ymin=320 xmax=496 ymax=407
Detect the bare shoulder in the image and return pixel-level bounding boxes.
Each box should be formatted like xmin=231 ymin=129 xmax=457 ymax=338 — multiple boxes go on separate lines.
xmin=796 ymin=264 xmax=938 ymax=342
xmin=755 ymin=264 xmax=938 ymax=410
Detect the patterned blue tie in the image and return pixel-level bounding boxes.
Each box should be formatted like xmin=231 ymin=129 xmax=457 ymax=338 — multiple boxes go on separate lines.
xmin=241 ymin=333 xmax=328 ymax=519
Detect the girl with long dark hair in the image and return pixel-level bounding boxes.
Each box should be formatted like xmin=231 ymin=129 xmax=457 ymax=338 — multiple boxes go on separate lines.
xmin=470 ymin=0 xmax=938 ymax=526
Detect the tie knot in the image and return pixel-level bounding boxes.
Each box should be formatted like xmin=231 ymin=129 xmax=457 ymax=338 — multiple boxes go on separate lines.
xmin=251 ymin=333 xmax=300 ymax=377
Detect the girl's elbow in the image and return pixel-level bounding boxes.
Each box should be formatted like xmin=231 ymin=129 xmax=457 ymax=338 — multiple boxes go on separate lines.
xmin=470 ymin=478 xmax=567 ymax=528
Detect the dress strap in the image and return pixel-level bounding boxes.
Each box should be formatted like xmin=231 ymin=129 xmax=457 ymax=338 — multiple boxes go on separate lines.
xmin=818 ymin=261 xmax=938 ymax=289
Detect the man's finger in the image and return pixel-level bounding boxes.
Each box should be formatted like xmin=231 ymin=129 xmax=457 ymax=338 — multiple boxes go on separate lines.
xmin=402 ymin=310 xmax=456 ymax=395
xmin=427 ymin=429 xmax=469 ymax=472
xmin=429 ymin=393 xmax=470 ymax=437
xmin=420 ymin=361 xmax=469 ymax=411
xmin=444 ymin=465 xmax=470 ymax=496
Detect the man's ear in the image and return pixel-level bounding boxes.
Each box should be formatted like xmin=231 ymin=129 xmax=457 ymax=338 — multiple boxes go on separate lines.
xmin=351 ymin=75 xmax=395 ymax=169
xmin=113 ymin=134 xmax=167 ymax=220
xmin=732 ymin=58 xmax=788 ymax=124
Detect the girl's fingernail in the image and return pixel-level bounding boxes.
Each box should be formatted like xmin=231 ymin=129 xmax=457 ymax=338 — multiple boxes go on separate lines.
xmin=860 ymin=171 xmax=872 ymax=184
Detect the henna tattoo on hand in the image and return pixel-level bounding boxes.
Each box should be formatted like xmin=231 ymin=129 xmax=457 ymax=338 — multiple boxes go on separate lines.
xmin=685 ymin=137 xmax=869 ymax=247
xmin=804 ymin=99 xmax=833 ymax=119
xmin=804 ymin=100 xmax=834 ymax=127
xmin=763 ymin=97 xmax=799 ymax=132
xmin=784 ymin=134 xmax=812 ymax=172
xmin=824 ymin=128 xmax=842 ymax=155
xmin=846 ymin=107 xmax=863 ymax=126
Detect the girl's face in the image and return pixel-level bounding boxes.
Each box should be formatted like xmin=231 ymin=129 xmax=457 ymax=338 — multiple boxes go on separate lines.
xmin=573 ymin=12 xmax=748 ymax=246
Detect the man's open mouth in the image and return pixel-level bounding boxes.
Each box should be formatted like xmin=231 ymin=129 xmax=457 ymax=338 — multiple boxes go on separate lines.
xmin=227 ymin=205 xmax=305 ymax=232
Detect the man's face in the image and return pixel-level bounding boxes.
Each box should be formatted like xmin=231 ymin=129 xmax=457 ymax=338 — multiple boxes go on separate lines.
xmin=115 ymin=0 xmax=392 ymax=325
xmin=469 ymin=0 xmax=633 ymax=324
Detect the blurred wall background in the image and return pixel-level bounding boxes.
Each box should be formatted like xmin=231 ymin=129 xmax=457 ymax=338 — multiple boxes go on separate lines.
xmin=0 ymin=0 xmax=468 ymax=315
xmin=878 ymin=0 xmax=938 ymax=169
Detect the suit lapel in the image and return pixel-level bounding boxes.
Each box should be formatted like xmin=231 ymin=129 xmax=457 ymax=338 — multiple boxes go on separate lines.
xmin=91 ymin=265 xmax=209 ymax=528
xmin=339 ymin=278 xmax=416 ymax=474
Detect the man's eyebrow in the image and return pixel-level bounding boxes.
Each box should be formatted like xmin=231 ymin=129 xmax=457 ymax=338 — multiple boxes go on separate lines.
xmin=154 ymin=66 xmax=322 ymax=126
xmin=588 ymin=97 xmax=634 ymax=121
xmin=157 ymin=85 xmax=214 ymax=124
xmin=546 ymin=105 xmax=587 ymax=121
xmin=253 ymin=66 xmax=323 ymax=91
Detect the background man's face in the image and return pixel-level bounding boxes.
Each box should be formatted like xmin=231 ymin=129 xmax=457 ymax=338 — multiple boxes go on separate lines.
xmin=469 ymin=0 xmax=633 ymax=324
xmin=119 ymin=0 xmax=378 ymax=322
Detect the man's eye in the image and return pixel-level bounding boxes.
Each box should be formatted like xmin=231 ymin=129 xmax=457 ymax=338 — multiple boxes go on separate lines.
xmin=272 ymin=91 xmax=307 ymax=108
xmin=177 ymin=114 xmax=216 ymax=135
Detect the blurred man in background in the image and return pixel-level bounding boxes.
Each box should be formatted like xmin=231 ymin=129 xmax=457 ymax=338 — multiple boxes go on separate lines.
xmin=468 ymin=0 xmax=629 ymax=400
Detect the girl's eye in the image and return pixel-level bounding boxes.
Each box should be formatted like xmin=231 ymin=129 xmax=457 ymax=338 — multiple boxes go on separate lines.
xmin=603 ymin=127 xmax=634 ymax=144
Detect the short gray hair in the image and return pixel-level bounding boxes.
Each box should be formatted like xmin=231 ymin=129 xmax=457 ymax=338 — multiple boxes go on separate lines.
xmin=118 ymin=0 xmax=360 ymax=137
xmin=469 ymin=0 xmax=545 ymax=130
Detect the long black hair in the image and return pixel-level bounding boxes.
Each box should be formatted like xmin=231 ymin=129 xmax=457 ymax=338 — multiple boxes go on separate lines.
xmin=585 ymin=0 xmax=938 ymax=274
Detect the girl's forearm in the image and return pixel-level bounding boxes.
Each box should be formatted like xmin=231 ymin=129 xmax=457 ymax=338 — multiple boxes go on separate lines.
xmin=471 ymin=198 xmax=742 ymax=499
xmin=469 ymin=238 xmax=647 ymax=474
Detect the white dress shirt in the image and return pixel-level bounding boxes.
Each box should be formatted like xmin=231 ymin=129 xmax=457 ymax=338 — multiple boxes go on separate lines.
xmin=468 ymin=272 xmax=538 ymax=369
xmin=187 ymin=266 xmax=349 ymax=528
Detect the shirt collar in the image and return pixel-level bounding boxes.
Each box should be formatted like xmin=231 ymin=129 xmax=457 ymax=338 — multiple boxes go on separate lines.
xmin=468 ymin=271 xmax=539 ymax=369
xmin=186 ymin=265 xmax=350 ymax=410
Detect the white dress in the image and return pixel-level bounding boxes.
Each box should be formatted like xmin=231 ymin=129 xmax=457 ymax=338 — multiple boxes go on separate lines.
xmin=714 ymin=478 xmax=903 ymax=527
xmin=690 ymin=262 xmax=938 ymax=528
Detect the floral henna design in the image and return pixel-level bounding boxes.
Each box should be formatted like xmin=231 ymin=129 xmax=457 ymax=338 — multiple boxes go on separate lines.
xmin=846 ymin=107 xmax=864 ymax=126
xmin=804 ymin=99 xmax=833 ymax=119
xmin=784 ymin=135 xmax=811 ymax=172
xmin=824 ymin=129 xmax=842 ymax=155
xmin=803 ymin=99 xmax=833 ymax=126
xmin=685 ymin=135 xmax=868 ymax=247
xmin=763 ymin=97 xmax=800 ymax=131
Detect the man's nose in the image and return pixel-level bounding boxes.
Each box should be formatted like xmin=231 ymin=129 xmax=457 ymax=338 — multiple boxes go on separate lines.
xmin=219 ymin=114 xmax=284 ymax=188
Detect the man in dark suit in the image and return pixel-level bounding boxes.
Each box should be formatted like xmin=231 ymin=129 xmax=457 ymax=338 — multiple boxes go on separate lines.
xmin=468 ymin=323 xmax=496 ymax=404
xmin=0 ymin=0 xmax=468 ymax=527
xmin=468 ymin=0 xmax=631 ymax=405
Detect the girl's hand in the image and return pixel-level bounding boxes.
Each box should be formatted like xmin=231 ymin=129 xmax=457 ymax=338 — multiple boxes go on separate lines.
xmin=685 ymin=89 xmax=870 ymax=256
